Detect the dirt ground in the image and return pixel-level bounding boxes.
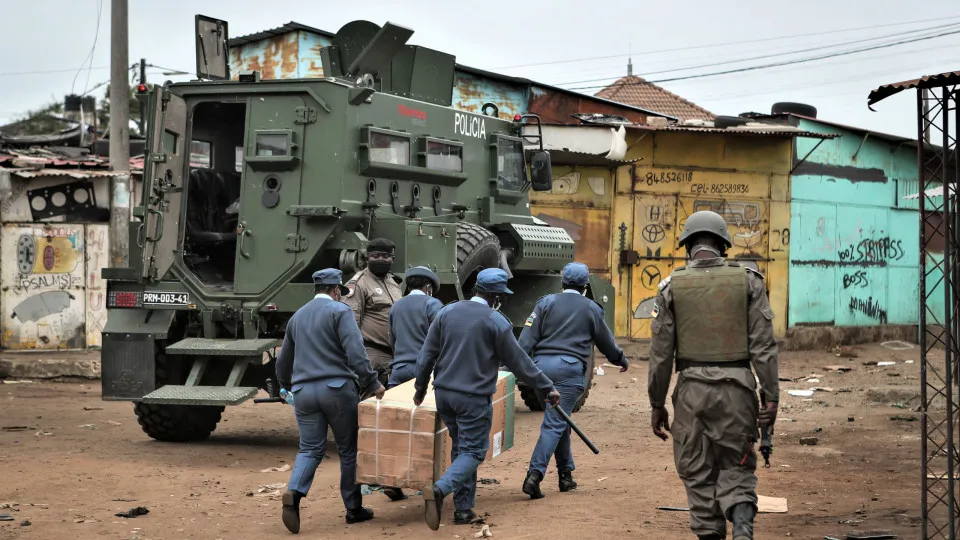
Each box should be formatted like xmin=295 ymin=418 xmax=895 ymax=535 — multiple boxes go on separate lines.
xmin=0 ymin=342 xmax=926 ymax=540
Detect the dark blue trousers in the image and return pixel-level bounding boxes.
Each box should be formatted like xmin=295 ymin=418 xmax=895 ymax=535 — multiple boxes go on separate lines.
xmin=527 ymin=354 xmax=586 ymax=475
xmin=434 ymin=389 xmax=492 ymax=511
xmin=287 ymin=378 xmax=361 ymax=510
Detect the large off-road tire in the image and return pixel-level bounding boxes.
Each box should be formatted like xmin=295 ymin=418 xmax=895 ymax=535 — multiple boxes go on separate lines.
xmin=133 ymin=344 xmax=225 ymax=442
xmin=519 ymin=350 xmax=596 ymax=413
xmin=456 ymin=222 xmax=501 ymax=289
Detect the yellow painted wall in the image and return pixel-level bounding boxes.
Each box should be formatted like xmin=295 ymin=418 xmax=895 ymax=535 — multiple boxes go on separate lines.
xmin=617 ymin=131 xmax=792 ymax=339
xmin=531 ymin=130 xmax=793 ymax=339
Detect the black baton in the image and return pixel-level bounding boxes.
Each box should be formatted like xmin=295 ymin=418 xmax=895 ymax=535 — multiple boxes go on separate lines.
xmin=551 ymin=403 xmax=600 ymax=455
xmin=253 ymin=397 xmax=283 ymax=403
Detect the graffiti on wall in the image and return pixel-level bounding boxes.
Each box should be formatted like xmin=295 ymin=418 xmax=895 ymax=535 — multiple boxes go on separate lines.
xmin=85 ymin=225 xmax=108 ymax=348
xmin=1 ymin=224 xmax=89 ymax=350
xmin=849 ymin=296 xmax=888 ymax=324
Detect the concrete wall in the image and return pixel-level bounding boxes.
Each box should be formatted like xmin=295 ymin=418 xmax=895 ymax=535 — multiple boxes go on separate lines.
xmin=788 ymin=118 xmax=924 ymax=329
xmin=0 ymin=173 xmax=141 ymax=350
xmin=531 ymin=131 xmax=794 ymax=339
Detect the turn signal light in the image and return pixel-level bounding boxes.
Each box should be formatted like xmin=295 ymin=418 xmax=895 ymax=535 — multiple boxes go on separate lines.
xmin=513 ymin=114 xmax=522 ymax=122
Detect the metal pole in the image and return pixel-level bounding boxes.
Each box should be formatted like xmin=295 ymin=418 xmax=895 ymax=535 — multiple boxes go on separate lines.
xmin=944 ymin=86 xmax=956 ymax=539
xmin=109 ymin=0 xmax=130 ymax=268
xmin=918 ymin=87 xmax=930 ymax=540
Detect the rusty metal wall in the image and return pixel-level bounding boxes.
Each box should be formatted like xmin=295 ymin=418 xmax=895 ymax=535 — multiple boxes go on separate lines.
xmin=613 ymin=131 xmax=793 ymax=339
xmin=529 ymin=167 xmax=615 ymax=282
xmin=528 ymin=87 xmax=649 ymax=125
xmin=451 ymin=71 xmax=526 ymax=120
xmin=228 ymin=31 xmax=333 ymax=80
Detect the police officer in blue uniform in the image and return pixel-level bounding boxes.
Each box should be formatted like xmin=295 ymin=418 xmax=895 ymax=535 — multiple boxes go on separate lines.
xmin=388 ymin=266 xmax=444 ymax=389
xmin=275 ymin=268 xmax=387 ymax=534
xmin=517 ymin=262 xmax=629 ymax=499
xmin=413 ymin=268 xmax=561 ymax=530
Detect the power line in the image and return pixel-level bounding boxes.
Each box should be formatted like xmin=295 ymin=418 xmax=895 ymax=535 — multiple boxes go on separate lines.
xmin=71 ymin=0 xmax=104 ymax=94
xmin=564 ymin=27 xmax=960 ymax=92
xmin=0 ymin=66 xmax=110 ymax=77
xmin=488 ymin=14 xmax=960 ymax=71
xmin=553 ymin=21 xmax=960 ymax=88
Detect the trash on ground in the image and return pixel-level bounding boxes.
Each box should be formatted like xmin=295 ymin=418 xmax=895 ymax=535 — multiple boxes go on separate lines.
xmin=824 ymin=365 xmax=854 ymax=372
xmin=0 ymin=514 xmax=13 ymax=521
xmin=843 ymin=531 xmax=898 ymax=540
xmin=880 ymin=341 xmax=914 ymax=351
xmin=477 ymin=478 xmax=500 ymax=485
xmin=254 ymin=483 xmax=286 ymax=497
xmin=103 ymin=420 xmax=122 ymax=426
xmin=659 ymin=495 xmax=786 ymax=514
xmin=596 ymin=367 xmax=604 ymax=376
xmin=806 ymin=378 xmax=821 ymax=383
xmin=810 ymin=387 xmax=835 ymax=393
xmin=799 ymin=437 xmax=819 ymax=446
xmin=114 ymin=507 xmax=149 ymax=518
xmin=597 ymin=477 xmax=608 ymax=482
xmin=789 ymin=390 xmax=815 ymax=398
xmin=78 ymin=424 xmax=97 ymax=429
xmin=34 ymin=431 xmax=53 ymax=437
xmin=889 ymin=415 xmax=917 ymax=422
xmin=877 ymin=361 xmax=896 ymax=367
xmin=905 ymin=360 xmax=914 ymax=364
xmin=1 ymin=426 xmax=32 ymax=432
xmin=260 ymin=464 xmax=291 ymax=473
xmin=474 ymin=524 xmax=493 ymax=538
xmin=82 ymin=407 xmax=103 ymax=411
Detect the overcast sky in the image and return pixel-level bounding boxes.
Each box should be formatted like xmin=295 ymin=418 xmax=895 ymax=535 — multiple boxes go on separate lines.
xmin=2 ymin=0 xmax=958 ymax=139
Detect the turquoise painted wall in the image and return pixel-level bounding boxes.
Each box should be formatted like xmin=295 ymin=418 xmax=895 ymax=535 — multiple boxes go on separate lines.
xmin=789 ymin=118 xmax=929 ymax=328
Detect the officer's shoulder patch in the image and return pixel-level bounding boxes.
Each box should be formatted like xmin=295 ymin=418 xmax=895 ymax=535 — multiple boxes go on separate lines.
xmin=391 ymin=274 xmax=403 ymax=285
xmin=524 ymin=311 xmax=537 ymax=327
xmin=745 ymin=267 xmax=765 ymax=280
xmin=651 ymin=302 xmax=660 ymax=318
xmin=345 ymin=282 xmax=356 ymax=298
xmin=657 ymin=275 xmax=672 ymax=290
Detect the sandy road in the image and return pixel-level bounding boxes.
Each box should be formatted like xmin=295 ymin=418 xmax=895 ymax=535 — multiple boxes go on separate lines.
xmin=0 ymin=343 xmax=924 ymax=539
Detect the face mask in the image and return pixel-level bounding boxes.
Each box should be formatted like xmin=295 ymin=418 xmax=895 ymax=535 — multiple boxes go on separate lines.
xmin=689 ymin=245 xmax=721 ymax=259
xmin=367 ymin=259 xmax=392 ymax=276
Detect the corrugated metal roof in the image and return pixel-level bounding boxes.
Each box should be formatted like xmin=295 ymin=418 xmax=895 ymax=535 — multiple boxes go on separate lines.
xmin=228 ymin=21 xmax=333 ymax=47
xmin=902 ymin=185 xmax=954 ymax=200
xmin=868 ymin=69 xmax=960 ymax=107
xmin=595 ymin=76 xmax=716 ymax=122
xmin=625 ymin=124 xmax=837 ymax=139
xmin=0 ymin=167 xmax=129 ymax=179
xmin=751 ymin=112 xmax=925 ymax=146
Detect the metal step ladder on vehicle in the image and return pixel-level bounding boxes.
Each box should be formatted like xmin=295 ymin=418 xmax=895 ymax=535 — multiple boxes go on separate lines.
xmin=140 ymin=338 xmax=278 ymax=406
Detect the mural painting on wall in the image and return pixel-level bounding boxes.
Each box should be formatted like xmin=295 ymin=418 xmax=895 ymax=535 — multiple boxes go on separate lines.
xmin=631 ymin=192 xmax=777 ymax=333
xmin=1 ymin=224 xmax=87 ymax=350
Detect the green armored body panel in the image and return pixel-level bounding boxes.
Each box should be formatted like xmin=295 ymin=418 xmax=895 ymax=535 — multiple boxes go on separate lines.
xmin=98 ymin=15 xmax=615 ymax=441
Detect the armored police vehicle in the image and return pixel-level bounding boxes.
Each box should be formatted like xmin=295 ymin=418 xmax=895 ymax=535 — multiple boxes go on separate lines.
xmin=99 ymin=16 xmax=615 ymax=441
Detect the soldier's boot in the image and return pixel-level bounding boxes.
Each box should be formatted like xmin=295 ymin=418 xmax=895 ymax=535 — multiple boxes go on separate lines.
xmin=281 ymin=490 xmax=303 ymax=534
xmin=731 ymin=502 xmax=756 ymax=540
xmin=345 ymin=506 xmax=375 ymax=524
xmin=558 ymin=469 xmax=578 ymax=492
xmin=522 ymin=470 xmax=545 ymax=500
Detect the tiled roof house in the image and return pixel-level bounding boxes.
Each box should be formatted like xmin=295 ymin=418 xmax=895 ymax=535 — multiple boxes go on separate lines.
xmin=595 ymin=75 xmax=716 ymax=122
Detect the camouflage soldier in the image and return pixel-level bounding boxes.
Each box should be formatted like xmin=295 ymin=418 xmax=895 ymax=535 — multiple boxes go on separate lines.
xmin=647 ymin=210 xmax=780 ymax=540
xmin=343 ymin=238 xmax=404 ymax=389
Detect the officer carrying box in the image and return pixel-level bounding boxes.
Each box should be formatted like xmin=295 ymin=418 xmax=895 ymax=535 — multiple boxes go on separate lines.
xmin=413 ymin=268 xmax=560 ymax=530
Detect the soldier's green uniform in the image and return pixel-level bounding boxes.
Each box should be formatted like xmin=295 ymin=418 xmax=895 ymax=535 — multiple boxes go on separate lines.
xmin=647 ymin=211 xmax=779 ymax=540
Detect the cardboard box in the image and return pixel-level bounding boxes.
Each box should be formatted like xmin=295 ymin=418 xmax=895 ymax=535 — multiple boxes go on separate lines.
xmin=356 ymin=371 xmax=516 ymax=491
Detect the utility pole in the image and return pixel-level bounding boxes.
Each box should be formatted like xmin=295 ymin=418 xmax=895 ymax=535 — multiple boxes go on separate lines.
xmin=109 ymin=0 xmax=131 ymax=267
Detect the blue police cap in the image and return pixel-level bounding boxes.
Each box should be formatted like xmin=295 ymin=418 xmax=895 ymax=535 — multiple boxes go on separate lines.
xmin=561 ymin=262 xmax=590 ymax=287
xmin=405 ymin=266 xmax=440 ymax=292
xmin=312 ymin=268 xmax=350 ymax=296
xmin=475 ymin=268 xmax=513 ymax=295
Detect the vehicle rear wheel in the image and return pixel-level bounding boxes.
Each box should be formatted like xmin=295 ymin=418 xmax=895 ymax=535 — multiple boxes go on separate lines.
xmin=518 ymin=350 xmax=596 ymax=413
xmin=133 ymin=345 xmax=224 ymax=442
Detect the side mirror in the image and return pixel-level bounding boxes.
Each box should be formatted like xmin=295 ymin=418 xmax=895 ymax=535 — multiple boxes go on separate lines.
xmin=530 ymin=150 xmax=553 ymax=192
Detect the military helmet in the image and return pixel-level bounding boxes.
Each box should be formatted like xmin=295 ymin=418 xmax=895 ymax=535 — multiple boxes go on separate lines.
xmin=677 ymin=210 xmax=732 ymax=249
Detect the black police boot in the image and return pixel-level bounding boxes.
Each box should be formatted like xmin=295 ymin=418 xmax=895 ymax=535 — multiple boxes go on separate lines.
xmin=345 ymin=506 xmax=375 ymax=524
xmin=522 ymin=470 xmax=545 ymax=500
xmin=423 ymin=484 xmax=445 ymax=531
xmin=383 ymin=487 xmax=407 ymax=501
xmin=731 ymin=502 xmax=756 ymax=540
xmin=281 ymin=490 xmax=303 ymax=534
xmin=453 ymin=509 xmax=479 ymax=525
xmin=558 ymin=469 xmax=578 ymax=492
